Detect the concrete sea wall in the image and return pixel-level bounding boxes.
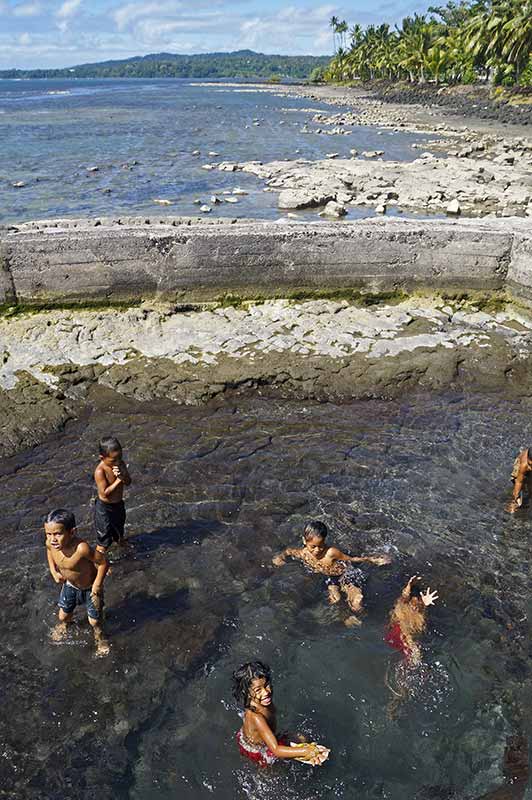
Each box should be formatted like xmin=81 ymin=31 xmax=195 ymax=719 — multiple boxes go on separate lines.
xmin=1 ymin=216 xmax=531 ymax=307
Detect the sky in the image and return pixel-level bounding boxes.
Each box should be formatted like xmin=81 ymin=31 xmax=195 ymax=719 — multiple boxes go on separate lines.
xmin=0 ymin=0 xmax=429 ymax=70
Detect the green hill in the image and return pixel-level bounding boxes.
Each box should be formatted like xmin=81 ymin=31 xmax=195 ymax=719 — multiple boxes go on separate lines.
xmin=0 ymin=50 xmax=329 ymax=80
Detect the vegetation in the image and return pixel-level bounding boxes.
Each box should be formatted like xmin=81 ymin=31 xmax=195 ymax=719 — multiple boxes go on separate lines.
xmin=0 ymin=50 xmax=329 ymax=81
xmin=326 ymin=1 xmax=532 ymax=86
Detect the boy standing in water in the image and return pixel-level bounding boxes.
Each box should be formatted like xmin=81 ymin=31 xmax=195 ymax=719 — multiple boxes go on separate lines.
xmin=507 ymin=447 xmax=532 ymax=513
xmin=273 ymin=520 xmax=391 ymax=626
xmin=45 ymin=508 xmax=110 ymax=656
xmin=94 ymin=437 xmax=131 ymax=552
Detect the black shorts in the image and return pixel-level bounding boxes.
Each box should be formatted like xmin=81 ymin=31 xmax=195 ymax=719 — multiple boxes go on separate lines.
xmin=94 ymin=498 xmax=126 ymax=548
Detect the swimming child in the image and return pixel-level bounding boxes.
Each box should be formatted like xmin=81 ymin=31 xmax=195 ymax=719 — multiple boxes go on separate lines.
xmin=384 ymin=575 xmax=438 ymax=664
xmin=45 ymin=508 xmax=110 ymax=657
xmin=507 ymin=447 xmax=532 ymax=513
xmin=94 ymin=436 xmax=131 ymax=552
xmin=232 ymin=661 xmax=329 ymax=767
xmin=272 ymin=520 xmax=391 ymax=626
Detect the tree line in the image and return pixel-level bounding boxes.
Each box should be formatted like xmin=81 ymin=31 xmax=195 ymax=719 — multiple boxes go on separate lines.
xmin=322 ymin=2 xmax=532 ymax=86
xmin=0 ymin=51 xmax=329 ymax=81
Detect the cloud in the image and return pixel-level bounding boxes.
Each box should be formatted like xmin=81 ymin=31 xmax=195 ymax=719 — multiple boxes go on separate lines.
xmin=18 ymin=31 xmax=31 ymax=44
xmin=12 ymin=2 xmax=42 ymax=16
xmin=113 ymin=1 xmax=183 ymax=32
xmin=55 ymin=0 xmax=82 ymax=32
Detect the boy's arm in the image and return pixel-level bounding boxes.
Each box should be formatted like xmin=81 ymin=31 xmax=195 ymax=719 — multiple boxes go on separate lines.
xmin=117 ymin=460 xmax=131 ymax=486
xmin=329 ymin=547 xmax=391 ymax=566
xmin=401 ymin=575 xmax=418 ymax=600
xmin=86 ymin=547 xmax=109 ymax=594
xmin=509 ymin=462 xmax=527 ymax=509
xmin=58 ymin=541 xmax=92 ymax=570
xmin=95 ymin=465 xmax=123 ymax=498
xmin=272 ymin=547 xmax=303 ymax=567
xmin=253 ymin=714 xmax=323 ymax=763
xmin=46 ymin=545 xmax=65 ymax=583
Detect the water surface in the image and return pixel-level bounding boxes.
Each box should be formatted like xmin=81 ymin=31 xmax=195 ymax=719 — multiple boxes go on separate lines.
xmin=0 ymin=390 xmax=528 ymax=799
xmin=0 ymin=78 xmax=431 ymax=223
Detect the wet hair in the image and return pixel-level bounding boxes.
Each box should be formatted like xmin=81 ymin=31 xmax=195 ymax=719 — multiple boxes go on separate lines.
xmin=45 ymin=508 xmax=76 ymax=531
xmin=303 ymin=520 xmax=328 ymax=541
xmin=528 ymin=448 xmax=532 ymax=460
xmin=232 ymin=661 xmax=272 ymax=709
xmin=99 ymin=436 xmax=122 ymax=457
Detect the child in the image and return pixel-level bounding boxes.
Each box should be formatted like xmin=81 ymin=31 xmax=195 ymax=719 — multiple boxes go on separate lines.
xmin=94 ymin=436 xmax=131 ymax=553
xmin=44 ymin=508 xmax=110 ymax=657
xmin=232 ymin=661 xmax=329 ymax=767
xmin=507 ymin=447 xmax=532 ymax=513
xmin=272 ymin=520 xmax=391 ymax=626
xmin=384 ymin=575 xmax=438 ymax=664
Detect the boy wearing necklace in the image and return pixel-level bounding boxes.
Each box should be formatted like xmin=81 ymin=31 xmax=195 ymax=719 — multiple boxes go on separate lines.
xmin=45 ymin=508 xmax=110 ymax=657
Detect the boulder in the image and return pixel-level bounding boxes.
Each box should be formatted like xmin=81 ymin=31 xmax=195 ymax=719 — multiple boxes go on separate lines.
xmin=319 ymin=201 xmax=347 ymax=217
xmin=446 ymin=199 xmax=461 ymax=216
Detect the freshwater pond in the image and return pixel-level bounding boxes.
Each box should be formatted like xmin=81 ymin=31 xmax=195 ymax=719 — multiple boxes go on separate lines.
xmin=0 ymin=389 xmax=528 ymax=799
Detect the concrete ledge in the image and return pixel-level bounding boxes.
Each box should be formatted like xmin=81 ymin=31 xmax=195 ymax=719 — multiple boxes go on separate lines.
xmin=0 ymin=216 xmax=529 ymax=306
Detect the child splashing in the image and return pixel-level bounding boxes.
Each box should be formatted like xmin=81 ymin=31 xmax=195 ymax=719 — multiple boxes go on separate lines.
xmin=273 ymin=520 xmax=391 ymax=626
xmin=232 ymin=661 xmax=329 ymax=767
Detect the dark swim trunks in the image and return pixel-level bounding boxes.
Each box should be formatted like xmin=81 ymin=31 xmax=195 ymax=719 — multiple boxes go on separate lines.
xmin=58 ymin=580 xmax=102 ymax=620
xmin=94 ymin=497 xmax=126 ymax=548
xmin=324 ymin=563 xmax=366 ymax=588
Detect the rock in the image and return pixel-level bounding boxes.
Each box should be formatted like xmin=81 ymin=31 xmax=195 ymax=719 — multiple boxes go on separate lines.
xmin=319 ymin=201 xmax=347 ymax=217
xmin=199 ymin=205 xmax=212 ymax=213
xmin=12 ymin=181 xmax=26 ymax=188
xmin=192 ymin=150 xmax=200 ymax=156
xmin=152 ymin=199 xmax=173 ymax=206
xmin=375 ymin=203 xmax=387 ymax=214
xmin=210 ymin=196 xmax=222 ymax=204
xmin=86 ymin=166 xmax=99 ymax=172
xmin=218 ymin=163 xmax=239 ymax=172
xmin=362 ymin=150 xmax=384 ymax=158
xmin=349 ymin=149 xmax=358 ymax=157
xmin=208 ymin=151 xmax=219 ymax=157
xmin=193 ymin=199 xmax=202 ymax=205
xmin=201 ymin=164 xmax=215 ymax=171
xmin=232 ymin=188 xmax=248 ymax=195
xmin=326 ymin=153 xmax=339 ymax=159
xmin=446 ymin=199 xmax=461 ymax=215
xmin=224 ymin=197 xmax=238 ymax=204
xmin=494 ymin=153 xmax=515 ymax=165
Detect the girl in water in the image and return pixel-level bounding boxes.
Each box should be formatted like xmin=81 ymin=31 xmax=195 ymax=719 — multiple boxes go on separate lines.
xmin=385 ymin=575 xmax=438 ymax=663
xmin=232 ymin=661 xmax=329 ymax=767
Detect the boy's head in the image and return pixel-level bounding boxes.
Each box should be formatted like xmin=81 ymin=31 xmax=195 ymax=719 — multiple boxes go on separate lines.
xmin=44 ymin=508 xmax=76 ymax=549
xmin=99 ymin=436 xmax=123 ymax=465
xmin=303 ymin=520 xmax=328 ymax=556
xmin=232 ymin=661 xmax=272 ymax=709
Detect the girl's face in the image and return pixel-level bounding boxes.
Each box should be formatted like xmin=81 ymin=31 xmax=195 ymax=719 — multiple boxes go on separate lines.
xmin=249 ymin=677 xmax=272 ymax=707
xmin=303 ymin=534 xmax=326 ymax=558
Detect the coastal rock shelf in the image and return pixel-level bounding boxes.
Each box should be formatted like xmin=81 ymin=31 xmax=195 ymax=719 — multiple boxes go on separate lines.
xmin=1 ymin=217 xmax=532 ymax=307
xmin=3 ymin=294 xmax=532 ymax=459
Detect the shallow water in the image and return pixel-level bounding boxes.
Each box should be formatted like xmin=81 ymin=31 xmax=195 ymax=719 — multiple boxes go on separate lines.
xmin=0 ymin=78 xmax=432 ymax=223
xmin=0 ymin=389 xmax=528 ymax=799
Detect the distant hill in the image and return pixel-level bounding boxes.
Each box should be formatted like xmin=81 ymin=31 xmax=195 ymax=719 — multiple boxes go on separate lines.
xmin=0 ymin=50 xmax=330 ymax=80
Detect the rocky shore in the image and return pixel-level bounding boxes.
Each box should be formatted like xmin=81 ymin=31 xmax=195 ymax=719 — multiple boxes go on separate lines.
xmin=4 ymin=294 xmax=532 ymax=459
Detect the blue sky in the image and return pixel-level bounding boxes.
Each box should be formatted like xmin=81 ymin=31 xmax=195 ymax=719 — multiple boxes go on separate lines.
xmin=0 ymin=1 xmax=428 ymax=69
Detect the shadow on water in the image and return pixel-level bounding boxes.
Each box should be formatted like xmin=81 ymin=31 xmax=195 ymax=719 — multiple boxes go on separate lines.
xmin=108 ymin=588 xmax=189 ymax=636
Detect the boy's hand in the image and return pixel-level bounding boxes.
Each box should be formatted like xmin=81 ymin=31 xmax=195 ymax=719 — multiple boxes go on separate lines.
xmin=112 ymin=466 xmax=123 ymax=479
xmin=272 ymin=554 xmax=286 ymax=567
xmin=372 ymin=555 xmax=391 ymax=566
xmin=53 ymin=573 xmax=66 ymax=584
xmin=421 ymin=587 xmax=438 ymax=606
xmin=506 ymin=498 xmax=521 ymax=513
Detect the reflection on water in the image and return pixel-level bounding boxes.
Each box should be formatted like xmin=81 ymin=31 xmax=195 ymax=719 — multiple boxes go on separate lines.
xmin=0 ymin=391 xmax=529 ymax=799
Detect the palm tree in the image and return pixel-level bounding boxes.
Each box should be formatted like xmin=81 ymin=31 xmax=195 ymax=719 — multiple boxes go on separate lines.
xmin=330 ymin=15 xmax=340 ymax=53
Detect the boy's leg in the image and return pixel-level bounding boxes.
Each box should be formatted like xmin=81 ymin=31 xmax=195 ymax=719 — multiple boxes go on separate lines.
xmin=342 ymin=583 xmax=363 ymax=627
xmin=51 ymin=608 xmax=73 ymax=641
xmin=327 ymin=584 xmax=342 ymax=604
xmin=87 ymin=591 xmax=110 ymax=657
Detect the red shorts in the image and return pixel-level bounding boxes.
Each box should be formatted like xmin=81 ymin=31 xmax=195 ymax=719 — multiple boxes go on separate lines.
xmin=236 ymin=729 xmax=288 ymax=767
xmin=384 ymin=622 xmax=412 ymax=658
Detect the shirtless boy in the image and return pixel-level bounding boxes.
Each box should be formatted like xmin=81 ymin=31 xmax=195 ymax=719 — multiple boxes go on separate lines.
xmin=272 ymin=520 xmax=391 ymax=626
xmin=94 ymin=436 xmax=131 ymax=552
xmin=45 ymin=508 xmax=110 ymax=656
xmin=507 ymin=447 xmax=532 ymax=513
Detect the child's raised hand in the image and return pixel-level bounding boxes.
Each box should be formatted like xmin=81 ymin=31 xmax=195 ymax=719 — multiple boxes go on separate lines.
xmin=421 ymin=587 xmax=438 ymax=606
xmin=272 ymin=554 xmax=285 ymax=567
